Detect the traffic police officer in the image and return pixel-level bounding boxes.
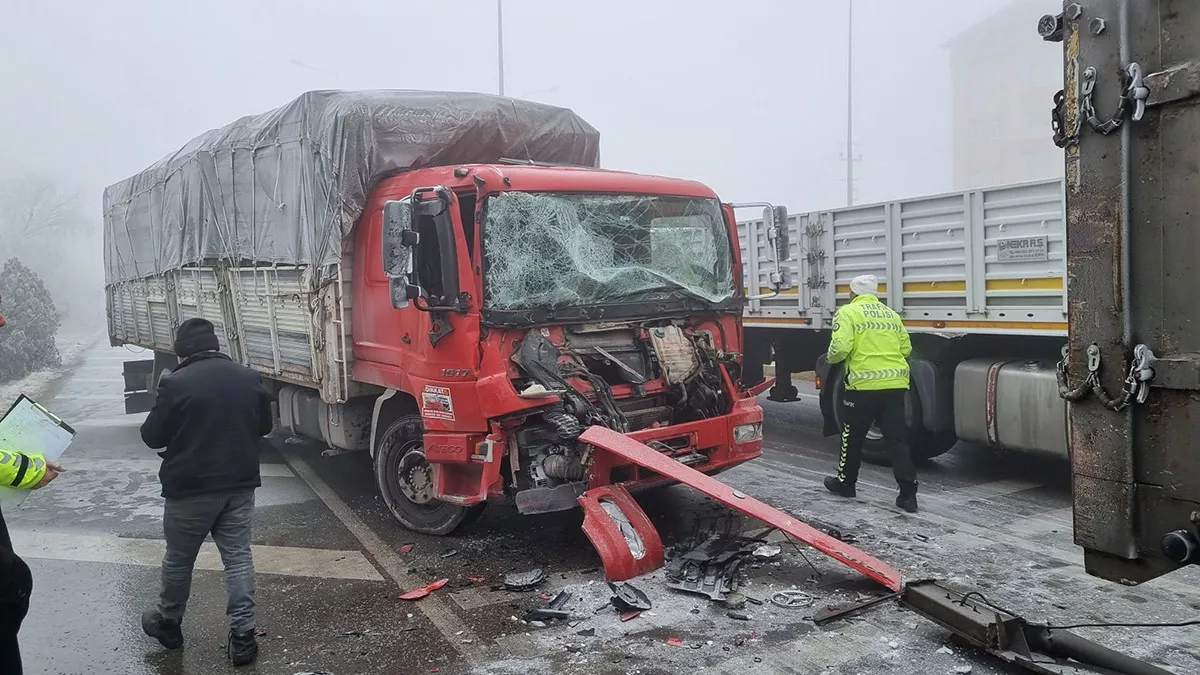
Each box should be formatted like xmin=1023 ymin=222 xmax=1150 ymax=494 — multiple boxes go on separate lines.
xmin=823 ymin=274 xmax=919 ymax=513
xmin=1 ymin=448 xmax=65 ymax=674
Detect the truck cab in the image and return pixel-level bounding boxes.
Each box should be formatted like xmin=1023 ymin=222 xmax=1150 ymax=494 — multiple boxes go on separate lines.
xmin=350 ymin=164 xmax=765 ymax=534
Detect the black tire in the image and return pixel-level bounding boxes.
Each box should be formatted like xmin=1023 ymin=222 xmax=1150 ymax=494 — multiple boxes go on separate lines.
xmin=373 ymin=414 xmax=483 ymax=535
xmin=829 ymin=369 xmax=956 ymax=466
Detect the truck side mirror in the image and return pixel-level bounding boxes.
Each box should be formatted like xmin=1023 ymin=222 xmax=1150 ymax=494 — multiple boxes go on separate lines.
xmin=382 ymin=199 xmax=418 ymax=278
xmin=771 ymin=205 xmax=790 ymax=262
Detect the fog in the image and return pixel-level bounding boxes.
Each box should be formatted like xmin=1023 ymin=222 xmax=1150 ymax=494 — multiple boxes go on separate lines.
xmin=0 ymin=0 xmax=1062 ymax=316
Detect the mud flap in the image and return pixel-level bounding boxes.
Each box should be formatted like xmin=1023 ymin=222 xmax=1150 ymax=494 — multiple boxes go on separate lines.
xmin=578 ymin=484 xmax=665 ymax=582
xmin=579 ymin=426 xmax=903 ymax=592
xmin=123 ymin=359 xmax=156 ymax=414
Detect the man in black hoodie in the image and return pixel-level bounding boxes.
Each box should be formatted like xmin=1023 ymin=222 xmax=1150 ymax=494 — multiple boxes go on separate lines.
xmin=139 ymin=318 xmax=273 ymax=667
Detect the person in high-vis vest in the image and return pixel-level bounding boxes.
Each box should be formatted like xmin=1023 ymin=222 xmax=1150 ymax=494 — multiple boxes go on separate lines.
xmin=823 ymin=274 xmax=919 ymax=513
xmin=1 ymin=449 xmax=65 ymax=675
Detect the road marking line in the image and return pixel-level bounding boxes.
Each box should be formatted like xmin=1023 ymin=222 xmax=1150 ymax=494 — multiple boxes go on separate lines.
xmin=278 ymin=448 xmax=489 ymax=663
xmin=71 ymin=416 xmax=148 ymax=429
xmin=12 ymin=530 xmax=382 ymax=581
xmin=62 ymin=458 xmax=295 ymax=478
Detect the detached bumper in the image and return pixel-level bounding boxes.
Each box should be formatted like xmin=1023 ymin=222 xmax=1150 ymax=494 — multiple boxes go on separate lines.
xmin=587 ymin=395 xmax=763 ymax=489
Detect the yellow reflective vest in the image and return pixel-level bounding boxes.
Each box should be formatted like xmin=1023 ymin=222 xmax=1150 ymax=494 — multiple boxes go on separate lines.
xmin=827 ymin=293 xmax=912 ymax=391
xmin=0 ymin=448 xmax=48 ymax=490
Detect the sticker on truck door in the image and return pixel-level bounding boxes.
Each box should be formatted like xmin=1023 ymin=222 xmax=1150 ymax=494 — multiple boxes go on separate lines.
xmin=421 ymin=385 xmax=455 ymax=421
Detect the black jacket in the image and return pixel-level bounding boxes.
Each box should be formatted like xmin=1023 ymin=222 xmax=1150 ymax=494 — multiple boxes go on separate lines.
xmin=140 ymin=352 xmax=272 ymax=499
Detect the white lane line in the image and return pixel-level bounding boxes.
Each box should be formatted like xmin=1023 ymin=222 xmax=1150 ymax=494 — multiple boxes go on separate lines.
xmin=278 ymin=448 xmax=488 ymax=663
xmin=62 ymin=458 xmax=295 ymax=478
xmin=71 ymin=416 xmax=147 ymax=429
xmin=12 ymin=530 xmax=382 ymax=582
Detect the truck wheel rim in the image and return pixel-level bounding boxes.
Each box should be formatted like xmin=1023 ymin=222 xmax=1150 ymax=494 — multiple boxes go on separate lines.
xmin=396 ymin=445 xmax=436 ymax=505
xmin=866 ymin=423 xmax=883 ymax=441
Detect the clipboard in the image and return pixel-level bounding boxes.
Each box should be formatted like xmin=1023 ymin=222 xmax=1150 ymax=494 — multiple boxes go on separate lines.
xmin=0 ymin=394 xmax=76 ymax=506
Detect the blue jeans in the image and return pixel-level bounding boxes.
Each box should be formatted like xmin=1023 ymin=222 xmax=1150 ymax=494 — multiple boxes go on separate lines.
xmin=159 ymin=490 xmax=256 ymax=633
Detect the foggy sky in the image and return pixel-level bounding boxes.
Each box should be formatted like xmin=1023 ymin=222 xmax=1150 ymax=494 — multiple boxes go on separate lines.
xmin=0 ymin=0 xmax=1055 ymax=220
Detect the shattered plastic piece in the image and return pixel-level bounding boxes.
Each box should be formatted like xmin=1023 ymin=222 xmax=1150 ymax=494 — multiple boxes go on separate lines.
xmin=503 ymin=568 xmax=547 ymax=591
xmin=953 ymin=667 xmax=972 ymax=674
xmin=937 ymin=646 xmax=954 ymax=655
xmin=888 ymin=641 xmax=899 ymax=649
xmin=399 ymin=578 xmax=449 ymax=600
xmin=752 ymin=544 xmax=782 ymax=559
xmin=667 ymin=637 xmax=684 ymax=646
xmin=577 ymin=628 xmax=596 ymax=637
xmin=608 ymin=582 xmax=652 ymax=612
xmin=254 ymin=628 xmax=268 ymax=636
xmin=399 ymin=543 xmax=414 ymax=554
xmin=618 ymin=610 xmax=642 ymax=622
xmin=440 ymin=549 xmax=459 ymax=559
xmin=468 ymin=577 xmax=486 ymax=583
xmin=727 ymin=610 xmax=751 ymax=621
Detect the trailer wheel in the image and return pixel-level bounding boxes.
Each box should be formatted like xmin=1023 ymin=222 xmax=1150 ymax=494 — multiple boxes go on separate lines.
xmin=374 ymin=414 xmax=484 ymax=535
xmin=830 ymin=369 xmax=956 ymax=466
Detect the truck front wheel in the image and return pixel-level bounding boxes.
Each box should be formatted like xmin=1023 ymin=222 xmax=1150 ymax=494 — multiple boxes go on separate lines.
xmin=374 ymin=415 xmax=484 ymax=535
xmin=829 ymin=369 xmax=957 ymax=466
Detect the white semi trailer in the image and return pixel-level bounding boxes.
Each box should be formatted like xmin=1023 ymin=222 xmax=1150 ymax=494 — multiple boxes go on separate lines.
xmin=740 ymin=178 xmax=1070 ymax=463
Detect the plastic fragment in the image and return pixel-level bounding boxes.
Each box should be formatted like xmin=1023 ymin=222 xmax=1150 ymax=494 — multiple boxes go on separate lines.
xmin=400 ymin=578 xmax=449 ymax=600
xmin=667 ymin=637 xmax=683 ymax=646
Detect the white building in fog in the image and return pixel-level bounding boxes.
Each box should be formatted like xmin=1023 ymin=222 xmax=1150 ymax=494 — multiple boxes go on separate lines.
xmin=948 ymin=0 xmax=1064 ymax=190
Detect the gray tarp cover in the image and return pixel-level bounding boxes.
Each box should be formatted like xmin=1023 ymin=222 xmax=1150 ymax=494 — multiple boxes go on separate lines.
xmin=103 ymin=90 xmax=601 ymax=286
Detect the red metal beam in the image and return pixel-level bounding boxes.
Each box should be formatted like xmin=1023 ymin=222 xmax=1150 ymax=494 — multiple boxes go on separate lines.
xmin=580 ymin=425 xmax=903 ymax=592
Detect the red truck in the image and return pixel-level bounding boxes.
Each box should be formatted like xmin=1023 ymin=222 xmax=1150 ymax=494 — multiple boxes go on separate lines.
xmin=105 ymin=91 xmax=767 ymax=536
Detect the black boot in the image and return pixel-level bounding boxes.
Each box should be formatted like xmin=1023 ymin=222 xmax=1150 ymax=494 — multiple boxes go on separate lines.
xmin=228 ymin=628 xmax=259 ymax=666
xmin=823 ymin=476 xmax=856 ymax=498
xmin=141 ymin=609 xmax=183 ymax=649
xmin=896 ymin=482 xmax=918 ymax=513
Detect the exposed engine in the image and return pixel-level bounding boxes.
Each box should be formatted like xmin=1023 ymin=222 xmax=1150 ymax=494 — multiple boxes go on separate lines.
xmin=508 ymin=321 xmax=738 ymax=512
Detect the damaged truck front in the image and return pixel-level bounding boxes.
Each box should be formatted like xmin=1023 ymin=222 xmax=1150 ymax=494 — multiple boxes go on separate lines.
xmin=105 ymin=91 xmax=767 ymax=542
xmin=361 ymin=168 xmax=766 ymax=534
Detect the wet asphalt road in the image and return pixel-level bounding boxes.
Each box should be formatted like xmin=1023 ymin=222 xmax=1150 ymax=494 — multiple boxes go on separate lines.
xmin=8 ymin=337 xmax=1200 ymax=674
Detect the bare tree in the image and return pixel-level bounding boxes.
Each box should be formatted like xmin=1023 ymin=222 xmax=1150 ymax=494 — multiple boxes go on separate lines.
xmin=0 ymin=175 xmax=87 ymax=253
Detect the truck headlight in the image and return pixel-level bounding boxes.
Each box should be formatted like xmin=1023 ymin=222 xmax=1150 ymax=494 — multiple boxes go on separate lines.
xmin=734 ymin=422 xmax=763 ymax=444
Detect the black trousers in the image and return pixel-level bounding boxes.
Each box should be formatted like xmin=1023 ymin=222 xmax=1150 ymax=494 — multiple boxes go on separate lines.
xmin=0 ymin=553 xmax=31 ymax=675
xmin=837 ymin=388 xmax=917 ymax=489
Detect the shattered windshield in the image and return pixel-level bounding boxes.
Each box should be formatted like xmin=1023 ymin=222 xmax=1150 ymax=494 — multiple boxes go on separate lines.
xmin=482 ymin=192 xmax=735 ymax=311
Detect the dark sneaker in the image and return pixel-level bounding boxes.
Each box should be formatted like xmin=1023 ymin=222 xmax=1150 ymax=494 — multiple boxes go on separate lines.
xmin=896 ymin=493 xmax=918 ymax=513
xmin=141 ymin=609 xmax=183 ymax=649
xmin=823 ymin=476 xmax=856 ymax=498
xmin=228 ymin=629 xmax=259 ymax=666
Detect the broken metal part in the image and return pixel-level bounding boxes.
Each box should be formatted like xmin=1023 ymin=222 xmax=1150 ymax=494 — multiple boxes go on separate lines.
xmin=901 ymin=580 xmax=1174 ymax=675
xmin=666 ymin=535 xmax=756 ymax=602
xmin=608 ymin=581 xmax=652 ymax=612
xmin=515 ymin=481 xmax=590 ymax=515
xmin=579 ymin=425 xmax=903 ymax=591
xmin=502 ymin=568 xmax=547 ymax=592
xmin=578 ymin=484 xmax=664 ymax=581
xmin=812 ymin=592 xmax=899 ymax=626
xmin=524 ymin=592 xmax=573 ymax=622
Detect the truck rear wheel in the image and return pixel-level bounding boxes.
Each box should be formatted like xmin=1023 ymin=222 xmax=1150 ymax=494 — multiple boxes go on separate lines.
xmin=374 ymin=415 xmax=484 ymax=535
xmin=830 ymin=369 xmax=956 ymax=466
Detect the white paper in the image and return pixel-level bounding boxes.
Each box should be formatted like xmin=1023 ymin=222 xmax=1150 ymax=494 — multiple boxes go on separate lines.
xmin=0 ymin=395 xmax=76 ymax=506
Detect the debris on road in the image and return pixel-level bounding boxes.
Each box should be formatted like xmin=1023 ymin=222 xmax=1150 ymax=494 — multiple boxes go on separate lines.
xmin=666 ymin=534 xmax=757 ymax=601
xmin=770 ymin=590 xmax=815 ymax=609
xmin=724 ymin=593 xmax=747 ymax=610
xmin=503 ymin=568 xmax=547 ymax=591
xmin=608 ymin=581 xmax=652 ymax=612
xmin=953 ymin=666 xmax=972 ymax=674
xmin=811 ymin=592 xmax=898 ymax=625
xmin=468 ymin=576 xmax=486 ymax=583
xmin=399 ymin=543 xmax=414 ymax=554
xmin=752 ymin=544 xmax=781 ymax=559
xmin=525 ymin=591 xmax=573 ymax=622
xmin=577 ymin=628 xmax=596 ymax=637
xmin=667 ymin=637 xmax=684 ymax=646
xmin=440 ymin=548 xmax=459 ymax=559
xmin=400 ymin=578 xmax=449 ymax=600
xmin=937 ymin=646 xmax=954 ymax=655
xmin=727 ymin=610 xmax=751 ymax=621
xmin=619 ymin=610 xmax=642 ymax=622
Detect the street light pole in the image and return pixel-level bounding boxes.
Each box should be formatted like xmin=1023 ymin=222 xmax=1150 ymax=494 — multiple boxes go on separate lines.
xmin=845 ymin=0 xmax=854 ymax=206
xmin=497 ymin=0 xmax=506 ymax=96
